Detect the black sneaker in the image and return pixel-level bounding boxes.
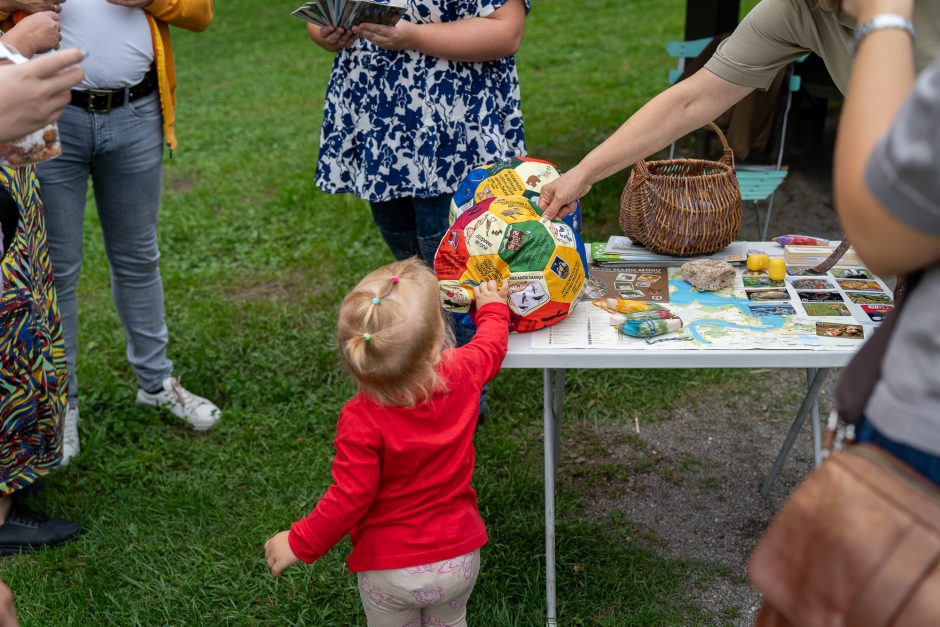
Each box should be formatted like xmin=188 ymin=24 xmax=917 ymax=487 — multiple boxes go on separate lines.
xmin=0 ymin=503 xmax=81 ymax=555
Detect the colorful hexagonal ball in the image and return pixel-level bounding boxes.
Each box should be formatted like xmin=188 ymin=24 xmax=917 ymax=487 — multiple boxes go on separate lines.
xmin=435 ymin=195 xmax=588 ymax=333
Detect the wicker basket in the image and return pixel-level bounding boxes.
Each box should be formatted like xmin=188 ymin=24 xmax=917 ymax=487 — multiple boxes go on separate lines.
xmin=619 ymin=122 xmax=742 ymax=257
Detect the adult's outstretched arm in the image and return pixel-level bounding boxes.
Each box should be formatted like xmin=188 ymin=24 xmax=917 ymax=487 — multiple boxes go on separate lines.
xmin=539 ymin=68 xmax=753 ymax=220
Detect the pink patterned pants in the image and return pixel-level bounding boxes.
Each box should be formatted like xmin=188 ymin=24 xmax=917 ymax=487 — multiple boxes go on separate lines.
xmin=356 ymin=549 xmax=480 ymax=627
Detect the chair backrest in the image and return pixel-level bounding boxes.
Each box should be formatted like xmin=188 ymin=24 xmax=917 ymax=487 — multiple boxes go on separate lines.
xmin=665 ymin=37 xmax=713 ymax=85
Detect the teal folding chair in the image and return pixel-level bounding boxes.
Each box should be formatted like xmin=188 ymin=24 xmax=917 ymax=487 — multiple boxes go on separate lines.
xmin=736 ymin=62 xmax=802 ymax=239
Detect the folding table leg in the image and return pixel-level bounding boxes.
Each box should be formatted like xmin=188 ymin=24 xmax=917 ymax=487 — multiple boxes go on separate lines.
xmin=760 ymin=368 xmax=830 ymax=497
xmin=544 ymin=368 xmax=559 ymax=626
xmin=552 ymin=369 xmax=565 ymax=476
xmin=807 ymin=368 xmax=823 ymax=466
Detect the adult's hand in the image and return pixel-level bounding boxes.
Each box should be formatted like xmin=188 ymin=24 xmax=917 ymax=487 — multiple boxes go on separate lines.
xmin=539 ymin=166 xmax=592 ymax=221
xmin=306 ymin=23 xmax=357 ymax=52
xmin=0 ymin=0 xmax=63 ymax=14
xmin=353 ymin=20 xmax=416 ymax=52
xmin=0 ymin=48 xmax=84 ymax=143
xmin=106 ymin=0 xmax=154 ymax=7
xmin=0 ymin=11 xmax=60 ymax=57
xmin=841 ymin=0 xmax=913 ymax=21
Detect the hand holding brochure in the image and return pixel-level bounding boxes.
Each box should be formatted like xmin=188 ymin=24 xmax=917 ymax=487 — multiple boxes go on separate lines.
xmin=291 ymin=0 xmax=406 ymax=29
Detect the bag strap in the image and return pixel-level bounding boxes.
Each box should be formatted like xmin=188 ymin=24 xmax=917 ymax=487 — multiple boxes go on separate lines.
xmin=835 ymin=270 xmax=922 ymax=424
xmin=806 ymin=238 xmax=852 ymax=275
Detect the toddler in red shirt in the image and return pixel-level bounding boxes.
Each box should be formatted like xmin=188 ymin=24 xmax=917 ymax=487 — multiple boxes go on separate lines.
xmin=265 ymin=258 xmax=510 ymax=626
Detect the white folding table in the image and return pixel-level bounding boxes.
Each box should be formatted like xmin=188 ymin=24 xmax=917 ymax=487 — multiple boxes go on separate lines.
xmin=502 ymin=338 xmax=858 ymax=626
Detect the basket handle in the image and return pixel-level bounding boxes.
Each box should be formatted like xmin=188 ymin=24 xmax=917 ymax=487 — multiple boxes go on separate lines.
xmin=628 ymin=159 xmax=651 ymax=190
xmin=630 ymin=121 xmax=735 ymax=187
xmin=704 ymin=121 xmax=735 ymax=168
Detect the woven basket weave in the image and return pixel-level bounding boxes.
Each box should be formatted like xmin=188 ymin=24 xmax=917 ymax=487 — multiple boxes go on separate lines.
xmin=619 ymin=122 xmax=742 ymax=257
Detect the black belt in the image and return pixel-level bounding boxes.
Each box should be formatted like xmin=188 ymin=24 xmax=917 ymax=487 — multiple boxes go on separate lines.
xmin=70 ymin=67 xmax=157 ymax=113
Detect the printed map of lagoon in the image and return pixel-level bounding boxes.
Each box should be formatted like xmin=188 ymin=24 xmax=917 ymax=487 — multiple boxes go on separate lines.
xmin=654 ymin=270 xmax=816 ymax=348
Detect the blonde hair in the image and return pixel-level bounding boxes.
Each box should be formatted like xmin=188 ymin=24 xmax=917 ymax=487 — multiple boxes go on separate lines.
xmin=338 ymin=258 xmax=453 ymax=407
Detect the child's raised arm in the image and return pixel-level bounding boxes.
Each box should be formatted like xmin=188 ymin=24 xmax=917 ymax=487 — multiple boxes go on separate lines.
xmin=353 ymin=0 xmax=526 ymax=63
xmin=453 ymin=281 xmax=510 ymax=385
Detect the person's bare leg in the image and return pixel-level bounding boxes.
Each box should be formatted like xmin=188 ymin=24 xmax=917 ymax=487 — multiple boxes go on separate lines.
xmin=0 ymin=497 xmax=11 ymax=524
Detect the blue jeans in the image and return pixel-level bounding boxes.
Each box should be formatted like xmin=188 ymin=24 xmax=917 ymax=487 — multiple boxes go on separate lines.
xmin=856 ymin=417 xmax=940 ymax=487
xmin=36 ymin=93 xmax=172 ymax=403
xmin=369 ymin=194 xmax=452 ymax=266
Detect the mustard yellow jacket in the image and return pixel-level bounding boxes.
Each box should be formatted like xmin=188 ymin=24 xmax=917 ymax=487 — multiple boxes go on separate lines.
xmin=145 ymin=0 xmax=214 ymax=150
xmin=1 ymin=0 xmax=213 ymax=150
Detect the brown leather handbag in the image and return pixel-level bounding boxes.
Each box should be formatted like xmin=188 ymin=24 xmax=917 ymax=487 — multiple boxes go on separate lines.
xmin=748 ymin=444 xmax=940 ymax=627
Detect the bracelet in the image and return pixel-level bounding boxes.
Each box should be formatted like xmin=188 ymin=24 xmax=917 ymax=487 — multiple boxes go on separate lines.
xmin=854 ymin=13 xmax=915 ymax=48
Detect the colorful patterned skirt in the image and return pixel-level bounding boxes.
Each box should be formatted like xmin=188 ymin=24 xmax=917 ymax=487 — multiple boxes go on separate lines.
xmin=0 ymin=165 xmax=67 ymax=496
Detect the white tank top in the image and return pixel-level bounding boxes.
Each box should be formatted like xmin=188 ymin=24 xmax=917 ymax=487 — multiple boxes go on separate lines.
xmin=60 ymin=0 xmax=154 ymax=90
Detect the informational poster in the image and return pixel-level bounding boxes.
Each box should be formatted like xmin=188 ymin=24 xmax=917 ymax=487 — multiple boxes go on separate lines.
xmin=581 ymin=265 xmax=669 ymax=303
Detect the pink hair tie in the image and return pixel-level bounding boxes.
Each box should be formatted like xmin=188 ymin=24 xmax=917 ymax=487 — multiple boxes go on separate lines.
xmin=391 ymin=275 xmax=400 ymax=284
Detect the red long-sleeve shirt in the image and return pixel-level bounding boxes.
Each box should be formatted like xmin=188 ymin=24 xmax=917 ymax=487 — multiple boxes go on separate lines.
xmin=288 ymin=302 xmax=510 ymax=572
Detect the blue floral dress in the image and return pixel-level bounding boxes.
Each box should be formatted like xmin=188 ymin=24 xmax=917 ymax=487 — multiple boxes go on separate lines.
xmin=315 ymin=0 xmax=529 ymax=202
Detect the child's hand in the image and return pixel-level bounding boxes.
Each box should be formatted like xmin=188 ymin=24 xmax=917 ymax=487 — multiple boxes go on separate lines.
xmin=264 ymin=531 xmax=300 ymax=576
xmin=352 ymin=20 xmax=415 ymax=52
xmin=474 ymin=280 xmax=509 ymax=309
xmin=306 ymin=23 xmax=357 ymax=52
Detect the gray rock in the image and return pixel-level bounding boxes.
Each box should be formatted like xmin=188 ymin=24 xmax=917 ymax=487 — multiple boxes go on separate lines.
xmin=680 ymin=259 xmax=736 ymax=292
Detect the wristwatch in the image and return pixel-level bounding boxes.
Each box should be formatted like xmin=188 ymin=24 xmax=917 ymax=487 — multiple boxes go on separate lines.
xmin=854 ymin=13 xmax=915 ymax=47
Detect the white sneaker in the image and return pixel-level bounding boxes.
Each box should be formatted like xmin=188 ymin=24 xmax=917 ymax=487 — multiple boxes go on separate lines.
xmin=61 ymin=405 xmax=80 ymax=466
xmin=136 ymin=377 xmax=221 ymax=431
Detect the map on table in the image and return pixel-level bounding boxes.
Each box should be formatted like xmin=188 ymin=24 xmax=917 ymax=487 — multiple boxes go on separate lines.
xmin=531 ymin=262 xmax=892 ymax=350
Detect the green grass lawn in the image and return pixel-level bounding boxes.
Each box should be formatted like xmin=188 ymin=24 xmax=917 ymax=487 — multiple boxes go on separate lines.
xmin=5 ymin=1 xmax=766 ymax=624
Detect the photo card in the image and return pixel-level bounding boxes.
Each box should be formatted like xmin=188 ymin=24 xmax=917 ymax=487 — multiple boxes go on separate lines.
xmin=831 ymin=267 xmax=872 ymax=280
xmin=748 ymin=303 xmax=797 ymax=317
xmin=292 ymin=4 xmax=329 ymax=25
xmin=803 ymin=302 xmax=851 ymax=317
xmin=291 ymin=0 xmax=406 ymax=28
xmin=845 ymin=291 xmax=893 ymax=305
xmin=861 ymin=304 xmax=894 ymax=322
xmin=743 ymin=274 xmax=785 ymax=288
xmin=797 ymin=291 xmax=843 ymax=303
xmin=745 ymin=289 xmax=790 ymax=302
xmin=789 ymin=278 xmax=833 ymax=290
xmin=815 ymin=321 xmax=865 ymax=339
xmin=836 ymin=279 xmax=883 ymax=292
xmin=786 ymin=266 xmax=814 ymax=276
